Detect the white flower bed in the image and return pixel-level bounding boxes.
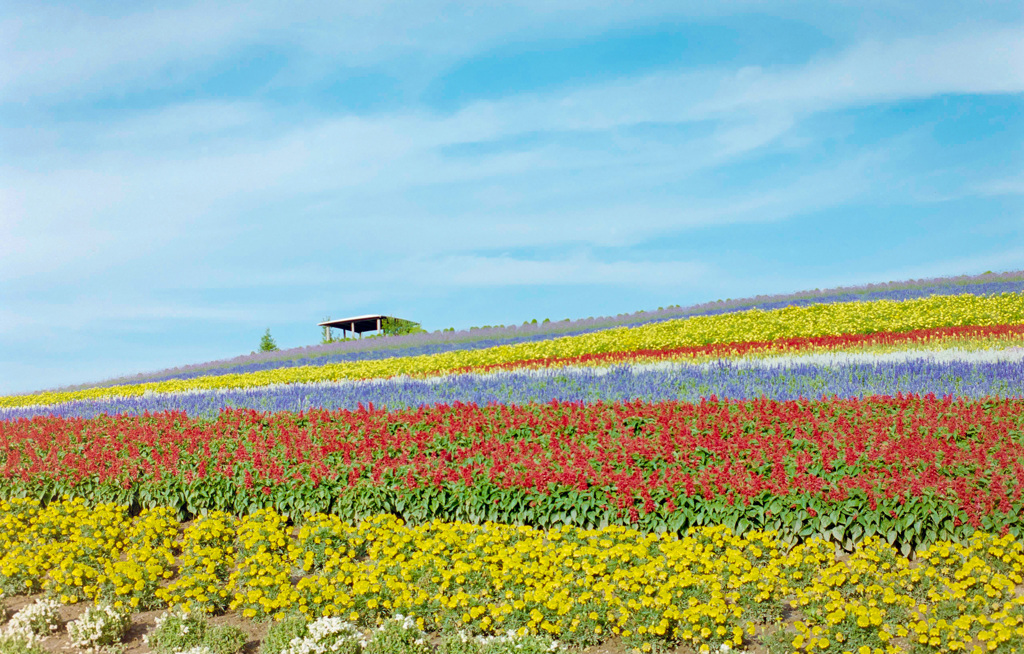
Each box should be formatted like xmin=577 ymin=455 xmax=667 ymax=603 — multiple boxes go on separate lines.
xmin=66 ymin=602 xmax=129 ymax=653
xmin=0 ymin=598 xmax=63 ymax=654
xmin=281 ymin=616 xmax=361 ymax=654
xmin=448 ymin=629 xmax=566 ymax=653
xmin=5 ymin=598 xmax=61 ymax=637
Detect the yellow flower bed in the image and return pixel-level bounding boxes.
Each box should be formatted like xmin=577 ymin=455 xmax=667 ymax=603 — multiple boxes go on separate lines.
xmin=4 ymin=292 xmax=1024 ymax=409
xmin=508 ymin=330 xmax=1024 ymax=372
xmin=0 ymin=498 xmax=176 ymax=610
xmin=2 ymin=498 xmax=1024 ymax=653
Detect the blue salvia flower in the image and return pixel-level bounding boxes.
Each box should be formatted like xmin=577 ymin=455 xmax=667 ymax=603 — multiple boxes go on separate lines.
xmin=6 ymin=350 xmax=1023 ymax=420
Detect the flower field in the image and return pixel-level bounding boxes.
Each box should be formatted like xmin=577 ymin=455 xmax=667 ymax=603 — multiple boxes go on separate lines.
xmin=3 ymin=273 xmax=1024 ymax=653
xmin=55 ymin=271 xmax=1024 ymax=392
xmin=4 ymin=348 xmax=1023 ymax=421
xmin=4 ymin=498 xmax=1024 ymax=654
xmin=4 ymin=395 xmax=1024 ymax=551
xmin=8 ymin=322 xmax=1024 ymax=420
xmin=7 ymin=291 xmax=1024 ymax=410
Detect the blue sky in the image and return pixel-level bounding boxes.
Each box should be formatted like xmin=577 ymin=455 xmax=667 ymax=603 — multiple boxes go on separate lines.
xmin=2 ymin=1 xmax=1023 ymax=394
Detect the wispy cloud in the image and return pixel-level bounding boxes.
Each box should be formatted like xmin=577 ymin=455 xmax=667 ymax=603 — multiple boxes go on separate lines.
xmin=2 ymin=3 xmax=1022 ymax=393
xmin=0 ymin=1 xmax=768 ymax=103
xmin=402 ymin=253 xmax=711 ymax=287
xmin=695 ymin=26 xmax=1024 ymax=114
xmin=0 ymin=3 xmax=269 ymax=101
xmin=975 ymin=176 xmax=1024 ymax=197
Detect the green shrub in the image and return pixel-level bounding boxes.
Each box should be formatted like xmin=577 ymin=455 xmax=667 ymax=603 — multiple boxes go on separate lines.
xmin=259 ymin=614 xmax=308 ymax=654
xmin=146 ymin=608 xmax=207 ymax=653
xmin=440 ymin=630 xmax=566 ymax=654
xmin=204 ymin=624 xmax=246 ymax=654
xmin=362 ymin=615 xmax=431 ymax=654
xmin=0 ymin=632 xmax=47 ymax=654
xmin=146 ymin=607 xmax=247 ymax=654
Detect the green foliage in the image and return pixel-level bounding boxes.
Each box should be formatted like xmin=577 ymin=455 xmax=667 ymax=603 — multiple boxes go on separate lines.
xmin=259 ymin=614 xmax=308 ymax=654
xmin=440 ymin=631 xmax=565 ymax=654
xmin=147 ymin=608 xmax=208 ymax=653
xmin=382 ymin=317 xmax=425 ymax=337
xmin=363 ymin=615 xmax=431 ymax=654
xmin=761 ymin=627 xmax=793 ymax=654
xmin=259 ymin=329 xmax=279 ymax=352
xmin=204 ymin=624 xmax=247 ymax=654
xmin=148 ymin=608 xmax=248 ymax=654
xmin=0 ymin=632 xmax=46 ymax=654
xmin=0 ymin=471 xmax=998 ymax=553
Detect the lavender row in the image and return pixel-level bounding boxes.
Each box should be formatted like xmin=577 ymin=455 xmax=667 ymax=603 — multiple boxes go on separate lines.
xmin=8 ymin=355 xmax=1024 ymax=420
xmin=45 ymin=273 xmax=1024 ymax=393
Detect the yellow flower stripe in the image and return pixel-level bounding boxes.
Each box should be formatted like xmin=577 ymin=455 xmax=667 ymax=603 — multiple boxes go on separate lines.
xmin=4 ymin=292 xmax=1024 ymax=408
xmin=2 ymin=498 xmax=1024 ymax=653
xmin=504 ymin=330 xmax=1024 ymax=372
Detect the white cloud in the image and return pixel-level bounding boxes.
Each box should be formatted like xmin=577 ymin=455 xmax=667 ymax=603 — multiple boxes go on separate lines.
xmin=0 ymin=35 xmax=925 ymax=287
xmin=0 ymin=3 xmax=269 ymax=101
xmin=0 ymin=1 xmax=762 ymax=103
xmin=695 ymin=26 xmax=1024 ymax=114
xmin=457 ymin=26 xmax=1024 ymax=134
xmin=99 ymin=101 xmax=271 ymax=146
xmin=975 ymin=176 xmax=1024 ymax=197
xmin=1 ymin=21 xmax=1011 ymax=291
xmin=408 ymin=253 xmax=711 ymax=287
xmin=6 ymin=0 xmax=1019 ymax=106
xmin=0 ymin=303 xmax=248 ymax=338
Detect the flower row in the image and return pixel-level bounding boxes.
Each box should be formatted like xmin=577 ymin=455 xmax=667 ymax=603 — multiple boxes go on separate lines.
xmin=2 ymin=498 xmax=1024 ymax=653
xmin=455 ymin=323 xmax=1024 ymax=375
xmin=5 ymin=292 xmax=1024 ymax=409
xmin=6 ymin=346 xmax=1024 ymax=421
xmin=0 ymin=596 xmax=132 ymax=653
xmin=62 ymin=272 xmax=1024 ymax=392
xmin=4 ymin=396 xmax=1024 ymax=548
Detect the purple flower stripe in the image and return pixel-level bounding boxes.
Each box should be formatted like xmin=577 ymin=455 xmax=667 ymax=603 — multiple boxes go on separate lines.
xmin=7 ymin=357 xmax=1023 ymax=420
xmin=41 ymin=274 xmax=1024 ymax=394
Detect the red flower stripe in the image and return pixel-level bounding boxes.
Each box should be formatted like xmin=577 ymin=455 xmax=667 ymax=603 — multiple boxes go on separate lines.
xmin=449 ymin=323 xmax=1024 ymax=375
xmin=3 ymin=395 xmax=1024 ymax=528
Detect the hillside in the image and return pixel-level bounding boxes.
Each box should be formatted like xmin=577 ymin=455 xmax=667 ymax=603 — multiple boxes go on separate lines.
xmin=2 ymin=272 xmax=1024 ymax=654
xmin=36 ymin=270 xmax=1024 ymax=395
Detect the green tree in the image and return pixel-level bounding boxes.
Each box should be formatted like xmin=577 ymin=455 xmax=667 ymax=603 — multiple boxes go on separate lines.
xmin=259 ymin=328 xmax=279 ymax=352
xmin=381 ymin=317 xmax=425 ymax=336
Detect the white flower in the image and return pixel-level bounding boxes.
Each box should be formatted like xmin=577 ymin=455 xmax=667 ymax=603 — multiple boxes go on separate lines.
xmin=0 ymin=629 xmax=42 ymax=652
xmin=5 ymin=598 xmax=62 ymax=637
xmin=280 ymin=616 xmax=362 ymax=654
xmin=66 ymin=602 xmax=129 ymax=653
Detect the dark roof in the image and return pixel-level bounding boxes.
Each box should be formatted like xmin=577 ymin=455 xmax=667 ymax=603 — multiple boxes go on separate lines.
xmin=318 ymin=315 xmax=398 ymax=334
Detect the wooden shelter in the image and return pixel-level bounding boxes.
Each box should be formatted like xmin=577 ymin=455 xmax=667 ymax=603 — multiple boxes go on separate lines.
xmin=318 ymin=314 xmax=406 ymax=339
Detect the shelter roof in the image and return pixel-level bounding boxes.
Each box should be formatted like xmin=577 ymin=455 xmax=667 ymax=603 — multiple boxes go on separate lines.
xmin=318 ymin=315 xmax=397 ymax=334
